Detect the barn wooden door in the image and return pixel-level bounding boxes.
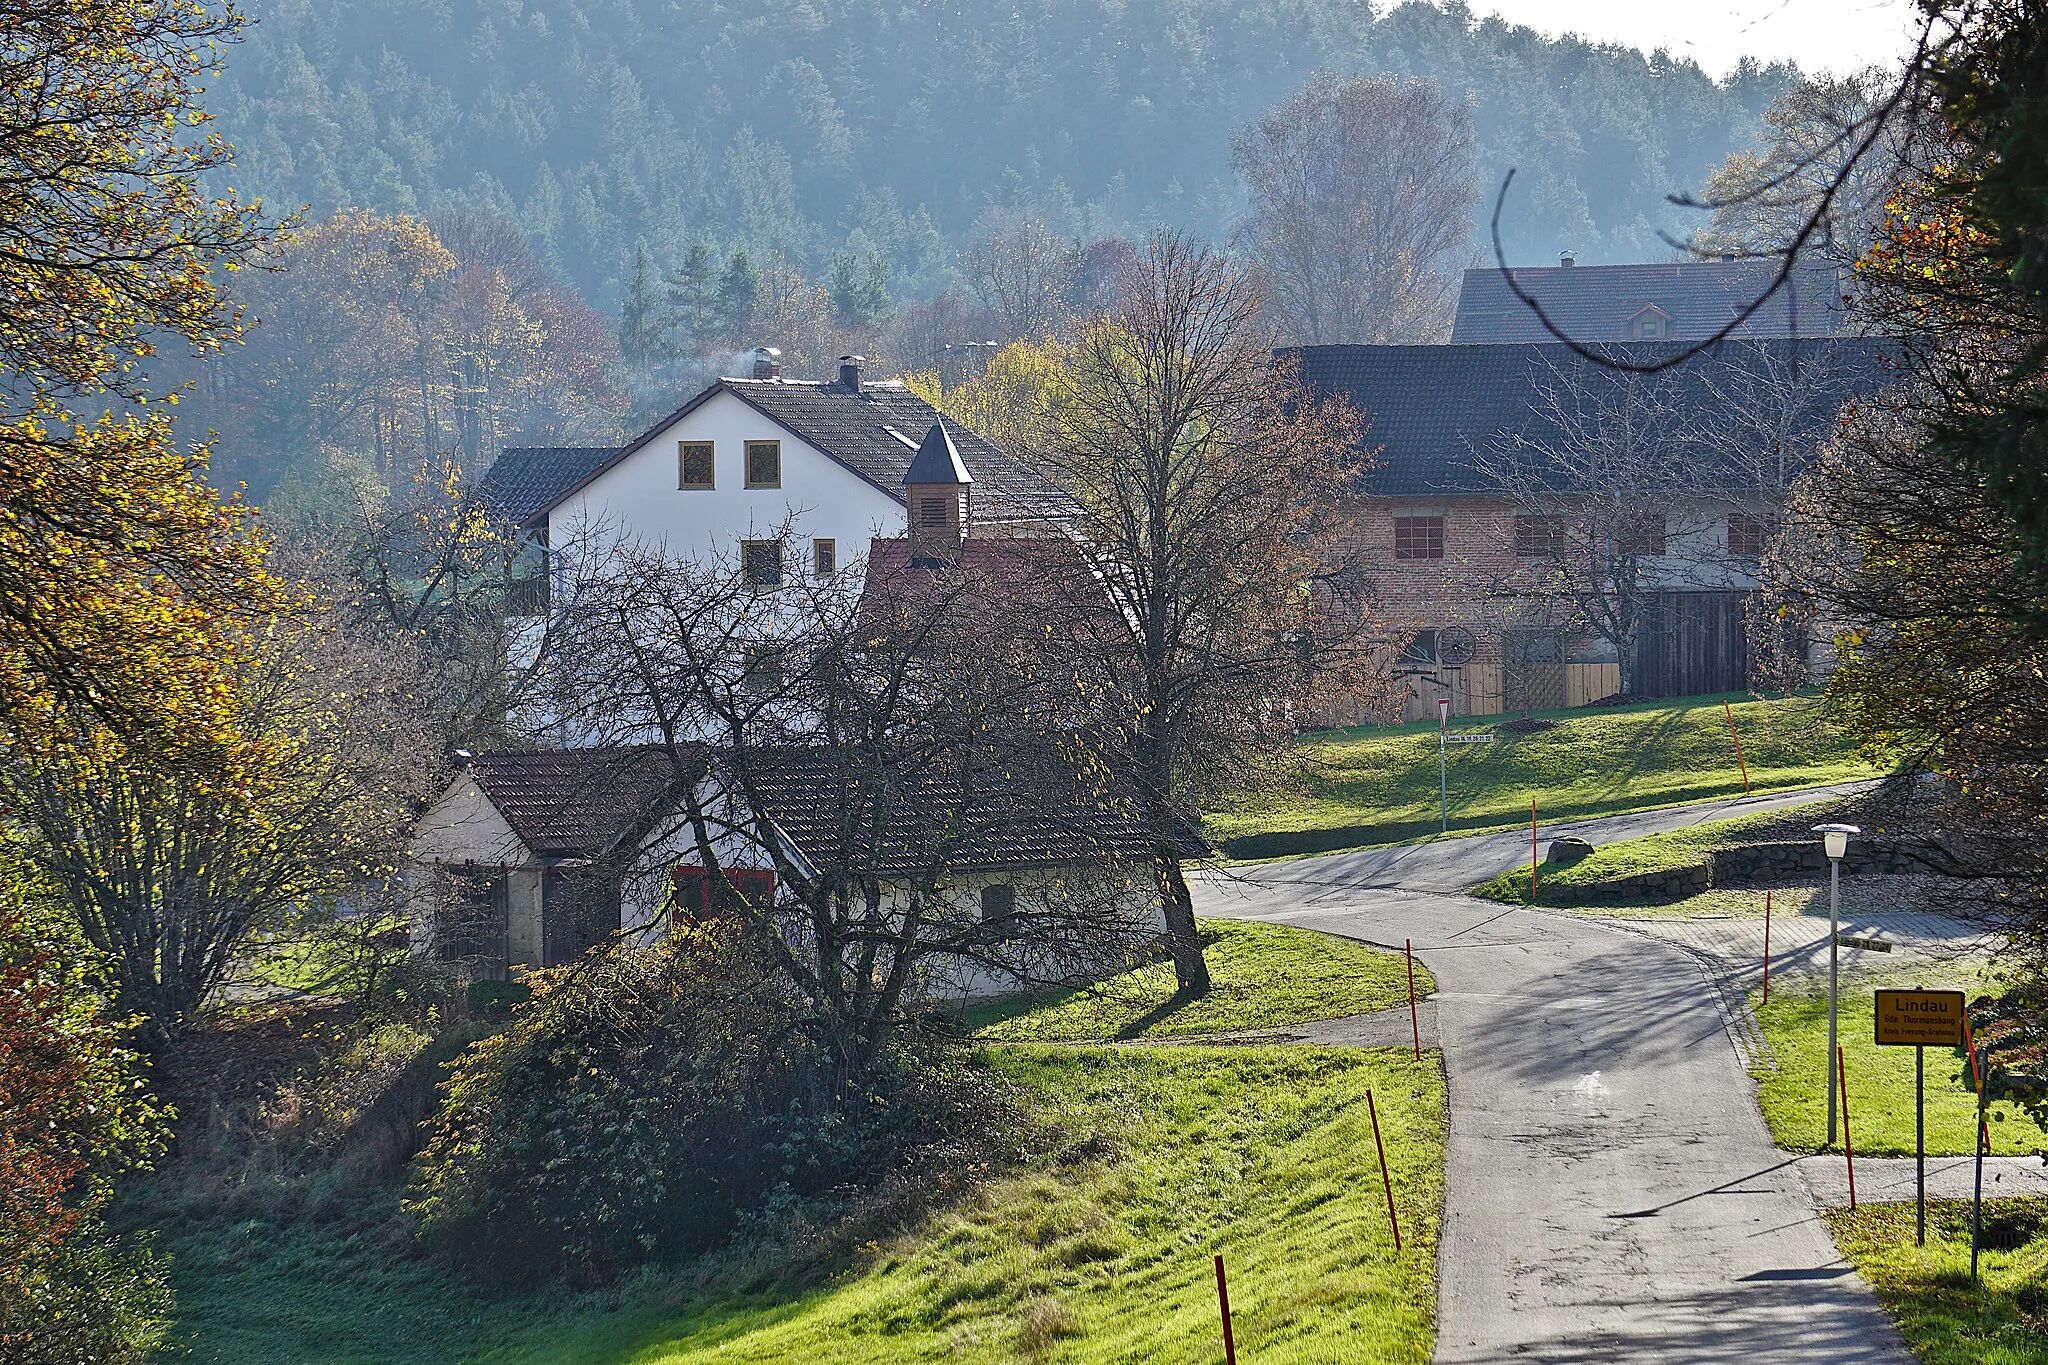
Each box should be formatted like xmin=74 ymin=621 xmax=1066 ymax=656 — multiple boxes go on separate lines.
xmin=1502 ymin=627 xmax=1566 ymax=713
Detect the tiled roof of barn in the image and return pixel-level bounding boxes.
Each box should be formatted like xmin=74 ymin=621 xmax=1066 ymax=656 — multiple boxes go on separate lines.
xmin=478 ymin=447 xmax=617 ymax=526
xmin=1450 ymin=260 xmax=1850 ymax=343
xmin=1285 ymin=338 xmax=1901 ymax=498
xmin=465 ymin=747 xmax=691 ymax=859
xmin=482 ymin=373 xmax=1068 ymax=528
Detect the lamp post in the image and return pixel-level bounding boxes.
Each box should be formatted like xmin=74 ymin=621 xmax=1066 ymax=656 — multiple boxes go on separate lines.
xmin=1814 ymin=823 xmax=1861 ymax=1147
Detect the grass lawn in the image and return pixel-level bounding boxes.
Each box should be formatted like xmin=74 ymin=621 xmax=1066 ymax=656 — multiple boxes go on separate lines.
xmin=959 ymin=918 xmax=1431 ymax=1042
xmin=1208 ymin=692 xmax=1876 ymax=860
xmin=1751 ymin=986 xmax=2048 ymax=1157
xmin=158 ymin=1047 xmax=1446 ymax=1365
xmin=1827 ymin=1198 xmax=2048 ymax=1364
xmin=1471 ymin=796 xmax=1845 ymax=904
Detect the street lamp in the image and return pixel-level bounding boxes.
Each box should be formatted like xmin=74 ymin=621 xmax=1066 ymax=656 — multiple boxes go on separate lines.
xmin=1814 ymin=822 xmax=1861 ymax=1146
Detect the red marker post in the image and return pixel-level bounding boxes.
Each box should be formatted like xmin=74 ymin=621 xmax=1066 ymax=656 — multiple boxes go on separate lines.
xmin=1837 ymin=1044 xmax=1856 ymax=1209
xmin=1367 ymin=1089 xmax=1402 ymax=1252
xmin=1406 ymin=938 xmax=1421 ymax=1060
xmin=1723 ymin=699 xmax=1751 ymax=794
xmin=1213 ymin=1255 xmax=1237 ymax=1365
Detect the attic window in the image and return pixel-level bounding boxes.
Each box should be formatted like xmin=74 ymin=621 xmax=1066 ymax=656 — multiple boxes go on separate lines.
xmin=813 ymin=538 xmax=836 ymax=576
xmin=745 ymin=440 xmax=781 ymax=488
xmin=679 ymin=441 xmax=714 ymax=489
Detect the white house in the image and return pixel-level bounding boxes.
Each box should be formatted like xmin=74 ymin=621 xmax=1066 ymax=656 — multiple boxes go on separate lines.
xmin=480 ymin=350 xmax=1067 ymax=605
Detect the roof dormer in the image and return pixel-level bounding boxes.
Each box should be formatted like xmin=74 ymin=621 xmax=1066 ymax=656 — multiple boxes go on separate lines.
xmin=1626 ymin=303 xmax=1673 ymax=341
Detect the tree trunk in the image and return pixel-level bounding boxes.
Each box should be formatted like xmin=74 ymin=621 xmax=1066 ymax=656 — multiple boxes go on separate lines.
xmin=1154 ymin=849 xmax=1210 ymax=995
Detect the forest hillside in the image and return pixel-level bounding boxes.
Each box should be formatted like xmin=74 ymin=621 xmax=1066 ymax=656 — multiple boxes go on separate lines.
xmin=208 ymin=0 xmax=1800 ymax=309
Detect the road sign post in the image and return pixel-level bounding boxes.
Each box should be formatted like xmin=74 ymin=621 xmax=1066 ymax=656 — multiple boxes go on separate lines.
xmin=1438 ymin=698 xmax=1451 ymax=833
xmin=1874 ymin=988 xmax=1966 ymax=1247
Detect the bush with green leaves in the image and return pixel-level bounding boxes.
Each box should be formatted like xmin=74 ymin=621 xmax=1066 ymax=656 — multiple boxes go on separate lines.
xmin=408 ymin=925 xmax=991 ymax=1284
xmin=0 ymin=891 xmax=172 ymax=1361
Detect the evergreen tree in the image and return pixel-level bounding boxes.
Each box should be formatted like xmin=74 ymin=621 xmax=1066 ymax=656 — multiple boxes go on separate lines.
xmin=618 ymin=241 xmax=671 ymax=368
xmin=716 ymin=246 xmax=761 ymax=341
xmin=665 ymin=239 xmax=719 ymax=349
xmin=829 ymin=248 xmax=892 ymax=329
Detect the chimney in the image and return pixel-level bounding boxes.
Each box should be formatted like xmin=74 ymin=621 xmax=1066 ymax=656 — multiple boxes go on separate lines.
xmin=751 ymin=346 xmax=781 ymax=381
xmin=902 ymin=419 xmax=973 ymax=566
xmin=838 ymin=354 xmax=865 ymax=393
xmin=1559 ymin=250 xmax=1577 ymax=268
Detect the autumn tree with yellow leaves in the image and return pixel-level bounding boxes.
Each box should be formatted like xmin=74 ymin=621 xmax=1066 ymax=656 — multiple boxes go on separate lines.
xmin=0 ymin=0 xmax=271 ymax=754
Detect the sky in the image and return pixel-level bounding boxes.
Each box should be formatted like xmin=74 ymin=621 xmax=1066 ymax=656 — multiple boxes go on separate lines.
xmin=1468 ymin=0 xmax=1925 ymax=78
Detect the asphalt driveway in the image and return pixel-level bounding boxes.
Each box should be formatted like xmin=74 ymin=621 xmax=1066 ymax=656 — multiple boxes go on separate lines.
xmin=1195 ymin=784 xmax=1918 ymax=1364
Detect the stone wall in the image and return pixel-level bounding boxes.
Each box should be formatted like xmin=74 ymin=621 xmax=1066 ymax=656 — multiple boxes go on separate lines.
xmin=1556 ymin=837 xmax=1942 ymax=906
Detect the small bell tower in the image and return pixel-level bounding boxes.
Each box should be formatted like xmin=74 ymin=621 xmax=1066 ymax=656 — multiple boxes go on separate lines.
xmin=902 ymin=419 xmax=973 ymax=566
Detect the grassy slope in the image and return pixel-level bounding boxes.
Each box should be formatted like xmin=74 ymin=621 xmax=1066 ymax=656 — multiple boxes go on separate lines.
xmin=1750 ymin=986 xmax=2048 ymax=1158
xmin=488 ymin=1048 xmax=1443 ymax=1365
xmin=1471 ymin=796 xmax=1843 ymax=903
xmin=961 ymin=918 xmax=1431 ymax=1042
xmin=1828 ymin=1199 xmax=2048 ymax=1365
xmin=161 ymin=927 xmax=1443 ymax=1364
xmin=1211 ymin=692 xmax=1873 ymax=859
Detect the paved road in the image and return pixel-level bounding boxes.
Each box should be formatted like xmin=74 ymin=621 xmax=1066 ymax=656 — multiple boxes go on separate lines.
xmin=1195 ymin=784 xmax=1918 ymax=1364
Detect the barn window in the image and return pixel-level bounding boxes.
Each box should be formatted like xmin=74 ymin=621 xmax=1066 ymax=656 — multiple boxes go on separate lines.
xmin=1399 ymin=629 xmax=1438 ymax=666
xmin=1393 ymin=515 xmax=1444 ymax=560
xmin=1515 ymin=515 xmax=1567 ymax=559
xmin=1728 ymin=513 xmax=1769 ymax=558
xmin=980 ymin=883 xmax=1016 ymax=921
xmin=1617 ymin=513 xmax=1667 ymax=558
xmin=812 ymin=538 xmax=836 ymax=576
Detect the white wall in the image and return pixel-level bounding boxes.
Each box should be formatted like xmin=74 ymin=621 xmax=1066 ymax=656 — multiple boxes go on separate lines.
xmin=547 ymin=387 xmax=905 ymax=585
xmin=412 ymin=774 xmax=530 ymax=867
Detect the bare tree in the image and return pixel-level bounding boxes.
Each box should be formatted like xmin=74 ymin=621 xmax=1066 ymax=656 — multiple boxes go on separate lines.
xmin=1694 ymin=69 xmax=1916 ymax=268
xmin=1473 ymin=343 xmax=1871 ymax=697
xmin=1033 ymin=234 xmax=1377 ymax=993
xmin=1232 ymin=73 xmax=1476 ymax=345
xmin=0 ymin=611 xmax=438 ymax=1045
xmin=962 ymin=210 xmax=1083 ymax=341
xmin=534 ymin=532 xmax=1159 ymax=1069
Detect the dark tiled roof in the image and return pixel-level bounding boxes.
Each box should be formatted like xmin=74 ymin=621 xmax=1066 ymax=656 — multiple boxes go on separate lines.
xmin=490 ymin=375 xmax=1068 ymax=528
xmin=459 ymin=742 xmax=1194 ymax=875
xmin=1450 ymin=261 xmax=1849 ymax=344
xmin=902 ymin=418 xmax=973 ymax=485
xmin=854 ymin=535 xmax=1128 ymax=666
xmin=478 ymin=447 xmax=617 ymax=525
xmin=466 ymin=747 xmax=690 ymax=859
xmin=1286 ymin=338 xmax=1900 ymax=497
xmin=737 ymin=747 xmax=1200 ymax=875
xmin=726 ymin=378 xmax=1060 ymax=517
